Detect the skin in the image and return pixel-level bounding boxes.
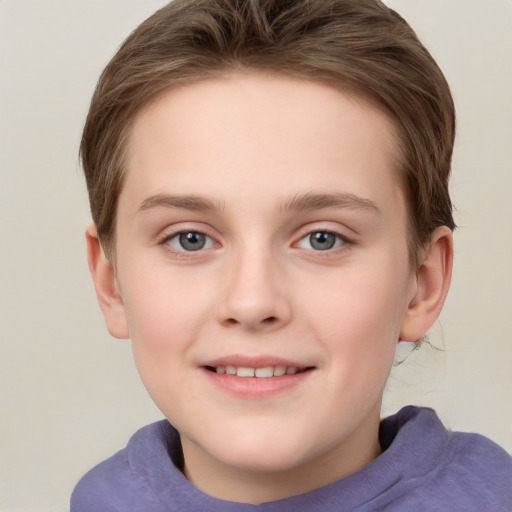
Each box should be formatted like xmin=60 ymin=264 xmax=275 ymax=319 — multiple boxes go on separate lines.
xmin=87 ymin=73 xmax=453 ymax=504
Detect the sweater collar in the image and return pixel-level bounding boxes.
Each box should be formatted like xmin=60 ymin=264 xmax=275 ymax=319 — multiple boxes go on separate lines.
xmin=127 ymin=406 xmax=449 ymax=511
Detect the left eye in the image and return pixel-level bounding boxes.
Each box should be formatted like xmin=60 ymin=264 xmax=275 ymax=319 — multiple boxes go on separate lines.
xmin=165 ymin=231 xmax=215 ymax=252
xmin=297 ymin=231 xmax=345 ymax=251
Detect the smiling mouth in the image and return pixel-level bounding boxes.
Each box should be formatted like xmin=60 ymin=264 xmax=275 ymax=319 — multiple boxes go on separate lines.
xmin=204 ymin=365 xmax=313 ymax=378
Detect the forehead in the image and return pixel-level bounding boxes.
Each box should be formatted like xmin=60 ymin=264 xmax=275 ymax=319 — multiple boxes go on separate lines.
xmin=121 ymin=73 xmax=403 ymax=219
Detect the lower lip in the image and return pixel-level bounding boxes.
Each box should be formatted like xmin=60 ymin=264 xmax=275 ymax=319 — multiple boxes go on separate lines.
xmin=201 ymin=368 xmax=314 ymax=398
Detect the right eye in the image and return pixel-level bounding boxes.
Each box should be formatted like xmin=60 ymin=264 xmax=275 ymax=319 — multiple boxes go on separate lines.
xmin=164 ymin=231 xmax=215 ymax=252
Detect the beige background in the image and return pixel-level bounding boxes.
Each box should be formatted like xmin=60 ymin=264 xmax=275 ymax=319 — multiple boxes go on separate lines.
xmin=1 ymin=1 xmax=511 ymax=510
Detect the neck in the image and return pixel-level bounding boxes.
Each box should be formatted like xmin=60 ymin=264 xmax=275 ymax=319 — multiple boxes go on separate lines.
xmin=181 ymin=409 xmax=382 ymax=504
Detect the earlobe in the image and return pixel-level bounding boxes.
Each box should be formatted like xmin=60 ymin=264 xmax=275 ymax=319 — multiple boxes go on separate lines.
xmin=400 ymin=226 xmax=453 ymax=342
xmin=85 ymin=225 xmax=129 ymax=339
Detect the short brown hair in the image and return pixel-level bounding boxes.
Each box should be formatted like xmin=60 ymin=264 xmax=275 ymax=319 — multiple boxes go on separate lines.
xmin=81 ymin=0 xmax=456 ymax=263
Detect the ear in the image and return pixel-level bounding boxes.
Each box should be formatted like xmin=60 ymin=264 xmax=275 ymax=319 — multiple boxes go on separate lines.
xmin=400 ymin=226 xmax=453 ymax=342
xmin=85 ymin=224 xmax=129 ymax=339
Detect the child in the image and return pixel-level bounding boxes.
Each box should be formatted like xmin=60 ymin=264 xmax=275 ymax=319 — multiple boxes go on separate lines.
xmin=71 ymin=0 xmax=512 ymax=509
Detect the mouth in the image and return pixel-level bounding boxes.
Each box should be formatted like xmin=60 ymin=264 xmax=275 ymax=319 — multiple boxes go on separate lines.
xmin=204 ymin=365 xmax=313 ymax=378
xmin=200 ymin=357 xmax=316 ymax=397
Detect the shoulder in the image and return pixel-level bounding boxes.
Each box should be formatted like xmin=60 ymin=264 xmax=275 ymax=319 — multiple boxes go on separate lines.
xmin=70 ymin=420 xmax=180 ymax=512
xmin=70 ymin=447 xmax=137 ymax=512
xmin=384 ymin=406 xmax=512 ymax=510
xmin=440 ymin=429 xmax=512 ymax=501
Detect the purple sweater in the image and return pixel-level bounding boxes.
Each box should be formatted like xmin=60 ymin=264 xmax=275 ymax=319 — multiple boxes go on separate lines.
xmin=71 ymin=406 xmax=512 ymax=511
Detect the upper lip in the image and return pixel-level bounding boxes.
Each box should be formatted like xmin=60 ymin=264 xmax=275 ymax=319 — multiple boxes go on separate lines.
xmin=199 ymin=355 xmax=313 ymax=369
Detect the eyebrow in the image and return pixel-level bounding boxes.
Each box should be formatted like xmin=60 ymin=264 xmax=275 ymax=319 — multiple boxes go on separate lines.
xmin=281 ymin=192 xmax=381 ymax=214
xmin=138 ymin=194 xmax=224 ymax=213
xmin=137 ymin=192 xmax=380 ymax=215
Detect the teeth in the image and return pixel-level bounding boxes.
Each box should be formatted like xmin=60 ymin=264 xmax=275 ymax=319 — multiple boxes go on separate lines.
xmin=237 ymin=367 xmax=255 ymax=377
xmin=255 ymin=367 xmax=273 ymax=378
xmin=273 ymin=365 xmax=287 ymax=377
xmin=214 ymin=365 xmax=303 ymax=377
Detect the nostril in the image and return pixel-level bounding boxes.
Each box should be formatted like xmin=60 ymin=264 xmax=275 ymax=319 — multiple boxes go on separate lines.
xmin=221 ymin=315 xmax=280 ymax=328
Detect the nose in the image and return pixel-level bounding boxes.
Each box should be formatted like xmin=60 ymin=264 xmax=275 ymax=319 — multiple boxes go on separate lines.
xmin=216 ymin=247 xmax=292 ymax=331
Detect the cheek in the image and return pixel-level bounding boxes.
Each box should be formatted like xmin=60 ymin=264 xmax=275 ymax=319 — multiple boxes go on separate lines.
xmin=298 ymin=261 xmax=412 ymax=396
xmin=120 ymin=265 xmax=209 ymax=342
xmin=120 ymin=275 xmax=199 ymax=412
xmin=304 ymin=266 xmax=409 ymax=341
xmin=116 ymin=277 xmax=191 ymax=396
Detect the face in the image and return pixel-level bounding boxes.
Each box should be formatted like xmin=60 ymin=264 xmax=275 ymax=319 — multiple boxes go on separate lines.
xmin=110 ymin=74 xmax=422 ymax=500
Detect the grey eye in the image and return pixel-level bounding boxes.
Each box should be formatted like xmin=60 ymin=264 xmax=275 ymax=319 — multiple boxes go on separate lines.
xmin=297 ymin=231 xmax=345 ymax=251
xmin=178 ymin=232 xmax=207 ymax=251
xmin=163 ymin=230 xmax=216 ymax=253
xmin=309 ymin=232 xmax=337 ymax=250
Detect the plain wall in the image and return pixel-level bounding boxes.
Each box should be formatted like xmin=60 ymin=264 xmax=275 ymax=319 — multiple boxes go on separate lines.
xmin=0 ymin=1 xmax=511 ymax=510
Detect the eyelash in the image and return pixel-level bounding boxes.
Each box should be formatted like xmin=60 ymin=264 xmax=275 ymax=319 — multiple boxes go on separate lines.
xmin=158 ymin=228 xmax=351 ymax=256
